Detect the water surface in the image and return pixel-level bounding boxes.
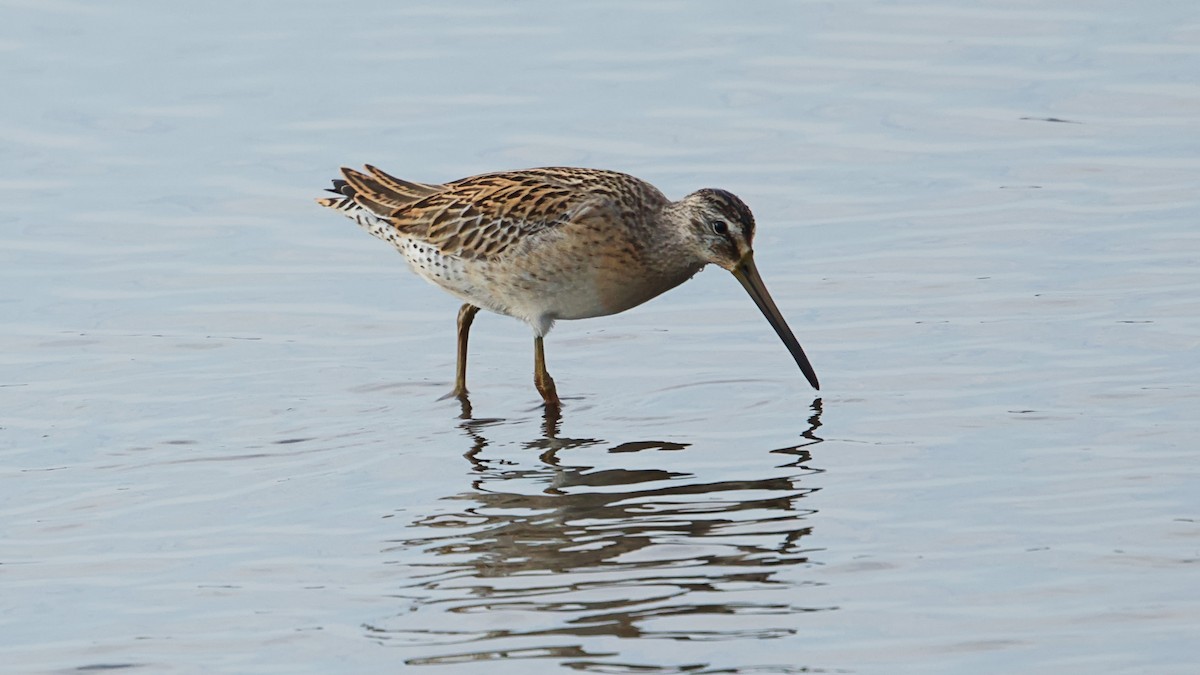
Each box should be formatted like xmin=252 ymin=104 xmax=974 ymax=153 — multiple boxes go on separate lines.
xmin=2 ymin=1 xmax=1198 ymax=673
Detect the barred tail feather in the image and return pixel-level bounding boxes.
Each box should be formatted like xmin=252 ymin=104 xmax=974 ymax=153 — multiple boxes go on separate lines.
xmin=316 ymin=174 xmax=399 ymax=242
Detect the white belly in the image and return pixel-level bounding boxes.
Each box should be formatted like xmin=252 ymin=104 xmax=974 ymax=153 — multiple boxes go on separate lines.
xmin=395 ymin=236 xmax=700 ymax=337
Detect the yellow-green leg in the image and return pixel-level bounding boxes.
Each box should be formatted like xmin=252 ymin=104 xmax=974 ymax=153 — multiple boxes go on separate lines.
xmin=451 ymin=303 xmax=480 ymax=399
xmin=533 ymin=335 xmax=560 ymax=407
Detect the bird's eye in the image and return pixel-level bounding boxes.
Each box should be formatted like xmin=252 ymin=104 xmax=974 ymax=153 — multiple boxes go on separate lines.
xmin=711 ymin=220 xmax=729 ymax=236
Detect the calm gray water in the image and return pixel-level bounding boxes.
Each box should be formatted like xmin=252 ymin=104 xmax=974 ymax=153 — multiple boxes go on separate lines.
xmin=2 ymin=1 xmax=1198 ymax=673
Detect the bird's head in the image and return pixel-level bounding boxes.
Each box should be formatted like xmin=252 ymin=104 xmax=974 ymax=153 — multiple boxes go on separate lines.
xmin=675 ymin=188 xmax=820 ymax=390
xmin=678 ymin=188 xmax=757 ymax=271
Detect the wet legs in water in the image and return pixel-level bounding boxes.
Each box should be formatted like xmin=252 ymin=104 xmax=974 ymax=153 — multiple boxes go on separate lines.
xmin=534 ymin=335 xmax=559 ymax=408
xmin=450 ymin=302 xmax=559 ymax=408
xmin=450 ymin=303 xmax=480 ymax=399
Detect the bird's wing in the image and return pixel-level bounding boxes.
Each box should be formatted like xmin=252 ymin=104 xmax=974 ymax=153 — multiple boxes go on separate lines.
xmin=363 ymin=165 xmax=442 ymax=201
xmin=375 ymin=168 xmax=661 ymax=261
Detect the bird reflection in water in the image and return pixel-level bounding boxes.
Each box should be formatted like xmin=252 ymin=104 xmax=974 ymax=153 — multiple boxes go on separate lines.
xmin=367 ymin=399 xmax=827 ymax=670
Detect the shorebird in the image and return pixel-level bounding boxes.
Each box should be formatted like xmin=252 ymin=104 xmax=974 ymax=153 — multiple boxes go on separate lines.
xmin=317 ymin=165 xmax=819 ymax=407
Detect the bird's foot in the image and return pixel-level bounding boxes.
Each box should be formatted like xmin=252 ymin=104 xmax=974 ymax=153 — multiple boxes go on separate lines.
xmin=438 ymin=386 xmax=473 ymax=419
xmin=535 ymin=374 xmax=560 ymax=410
xmin=437 ymin=386 xmax=470 ymax=402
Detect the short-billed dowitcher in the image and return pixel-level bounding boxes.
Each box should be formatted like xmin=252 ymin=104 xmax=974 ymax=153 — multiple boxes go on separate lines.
xmin=318 ymin=165 xmax=819 ymax=407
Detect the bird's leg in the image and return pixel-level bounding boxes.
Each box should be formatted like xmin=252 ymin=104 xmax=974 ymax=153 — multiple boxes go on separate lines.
xmin=533 ymin=335 xmax=560 ymax=408
xmin=450 ymin=303 xmax=480 ymax=399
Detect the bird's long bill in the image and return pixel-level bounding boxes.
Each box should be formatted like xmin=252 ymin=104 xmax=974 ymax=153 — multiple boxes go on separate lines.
xmin=732 ymin=254 xmax=820 ymax=390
